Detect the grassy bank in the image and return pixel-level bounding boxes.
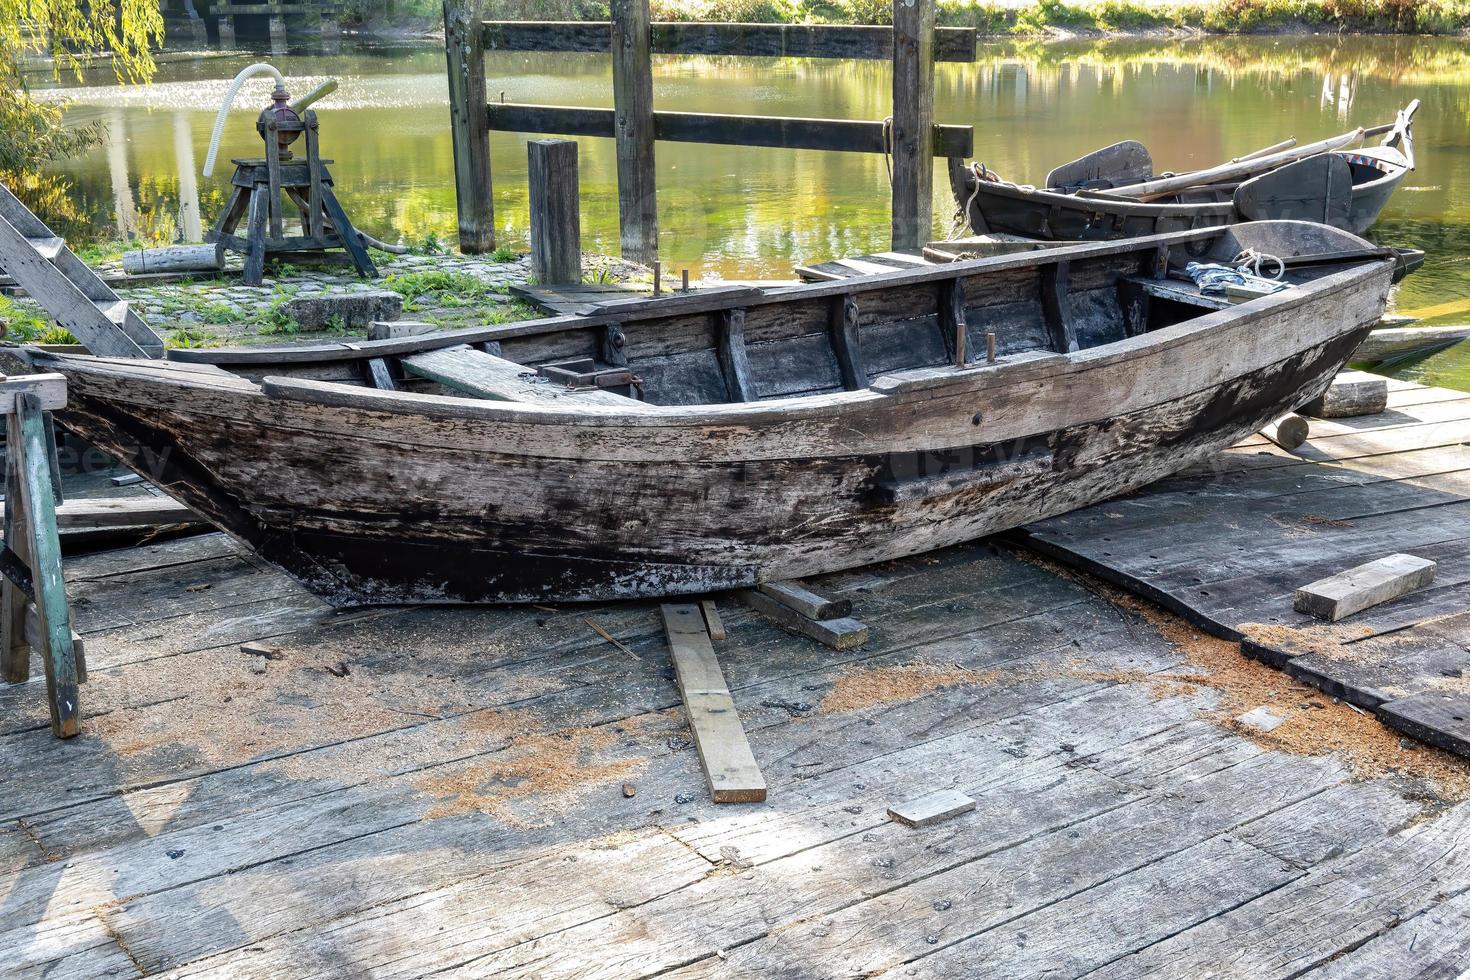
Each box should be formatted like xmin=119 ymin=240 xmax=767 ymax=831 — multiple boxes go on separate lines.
xmin=474 ymin=0 xmax=1470 ymax=35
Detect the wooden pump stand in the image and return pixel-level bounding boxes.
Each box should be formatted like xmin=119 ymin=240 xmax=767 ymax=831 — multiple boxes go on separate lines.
xmin=0 ymin=373 xmax=86 ymax=738
xmin=207 ymin=109 xmax=377 ymax=287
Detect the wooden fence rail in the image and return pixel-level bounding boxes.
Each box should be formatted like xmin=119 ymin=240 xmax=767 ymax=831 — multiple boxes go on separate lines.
xmin=486 ymin=104 xmax=974 ymax=157
xmin=444 ymin=0 xmax=972 ymax=260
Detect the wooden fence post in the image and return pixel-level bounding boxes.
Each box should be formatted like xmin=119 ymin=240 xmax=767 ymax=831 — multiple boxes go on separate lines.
xmin=611 ymin=0 xmax=659 ymax=266
xmin=891 ymin=0 xmax=935 ymax=250
xmin=443 ymin=0 xmax=495 ymax=254
xmin=528 ymin=139 xmax=582 ymax=285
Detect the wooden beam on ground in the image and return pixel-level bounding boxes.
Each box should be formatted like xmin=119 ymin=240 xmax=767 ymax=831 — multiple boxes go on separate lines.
xmin=740 ymin=589 xmax=868 ymax=650
xmin=1299 ymin=369 xmax=1389 ymax=419
xmin=660 ymin=603 xmax=766 ymax=803
xmin=1294 ymin=553 xmax=1436 ymax=622
xmin=53 ymin=497 xmax=200 ymax=529
xmin=756 ymin=580 xmax=852 ymax=620
xmin=485 ymin=103 xmax=973 ymax=158
xmin=483 ymin=21 xmax=978 ymax=62
xmin=1260 ymin=413 xmax=1309 ymax=450
xmin=527 ymin=138 xmax=582 ymax=286
xmin=443 ymin=0 xmax=495 ymax=254
xmin=890 ymin=0 xmax=935 ymax=250
xmin=611 ymin=0 xmax=658 ymax=266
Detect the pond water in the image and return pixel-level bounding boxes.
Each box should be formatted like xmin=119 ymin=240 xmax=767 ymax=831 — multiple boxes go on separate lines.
xmin=30 ymin=32 xmax=1470 ymax=384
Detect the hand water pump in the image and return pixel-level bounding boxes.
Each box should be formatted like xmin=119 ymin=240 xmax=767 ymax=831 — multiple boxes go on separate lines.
xmin=200 ymin=63 xmax=378 ymax=286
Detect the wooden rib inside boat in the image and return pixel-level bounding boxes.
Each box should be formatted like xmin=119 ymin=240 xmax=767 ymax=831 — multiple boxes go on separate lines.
xmin=24 ymin=220 xmax=1399 ymax=605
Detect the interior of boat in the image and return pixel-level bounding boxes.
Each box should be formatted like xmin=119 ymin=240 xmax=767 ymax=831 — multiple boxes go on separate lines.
xmin=161 ymin=224 xmax=1402 ymax=411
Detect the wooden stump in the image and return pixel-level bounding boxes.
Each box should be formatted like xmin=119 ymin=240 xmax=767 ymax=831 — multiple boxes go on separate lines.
xmin=527 ymin=139 xmax=582 ymax=286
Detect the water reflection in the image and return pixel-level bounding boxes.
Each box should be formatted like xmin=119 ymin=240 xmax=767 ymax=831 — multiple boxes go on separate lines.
xmin=26 ymin=34 xmax=1470 ymax=382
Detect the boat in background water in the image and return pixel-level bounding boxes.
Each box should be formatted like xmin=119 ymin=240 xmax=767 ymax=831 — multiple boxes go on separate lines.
xmin=952 ymin=102 xmax=1418 ymax=242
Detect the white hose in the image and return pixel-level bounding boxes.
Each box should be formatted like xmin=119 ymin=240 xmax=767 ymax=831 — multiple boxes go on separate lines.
xmin=202 ymin=62 xmax=285 ymax=178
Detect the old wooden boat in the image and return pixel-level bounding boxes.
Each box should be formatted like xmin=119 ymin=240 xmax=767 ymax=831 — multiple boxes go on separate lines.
xmin=952 ymin=103 xmax=1417 ymax=242
xmin=24 ymin=220 xmax=1398 ymax=606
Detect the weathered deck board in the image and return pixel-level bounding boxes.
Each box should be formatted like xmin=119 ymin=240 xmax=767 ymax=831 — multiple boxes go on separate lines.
xmin=1020 ymin=379 xmax=1470 ymax=757
xmin=2 ymin=464 xmax=1470 ymax=976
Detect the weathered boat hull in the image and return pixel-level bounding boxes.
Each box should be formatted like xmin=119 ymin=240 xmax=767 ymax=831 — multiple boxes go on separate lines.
xmin=31 ymin=223 xmax=1396 ymax=606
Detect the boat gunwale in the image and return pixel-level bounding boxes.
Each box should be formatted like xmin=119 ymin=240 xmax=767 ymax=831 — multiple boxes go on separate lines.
xmin=38 ymin=254 xmax=1391 ymax=436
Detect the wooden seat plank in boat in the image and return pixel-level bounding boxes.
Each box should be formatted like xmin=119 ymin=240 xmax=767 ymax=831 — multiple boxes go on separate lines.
xmin=401 ymin=345 xmax=654 ymax=409
xmin=1120 ymin=276 xmax=1235 ymax=311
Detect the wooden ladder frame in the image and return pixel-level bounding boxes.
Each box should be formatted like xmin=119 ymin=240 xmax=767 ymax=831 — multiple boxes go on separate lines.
xmin=0 ymin=374 xmax=85 ymax=738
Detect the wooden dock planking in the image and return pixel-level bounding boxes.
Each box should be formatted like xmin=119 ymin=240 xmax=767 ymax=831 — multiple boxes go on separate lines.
xmin=4 ymin=435 xmax=1470 ymax=974
xmin=1019 ymin=378 xmax=1470 ymax=756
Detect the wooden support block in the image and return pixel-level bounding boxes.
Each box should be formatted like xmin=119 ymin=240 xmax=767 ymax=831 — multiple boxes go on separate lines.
xmin=367 ymin=320 xmax=439 ymax=340
xmin=527 ymin=138 xmax=582 ymax=286
xmin=1260 ymin=413 xmax=1309 ymax=450
xmin=740 ymin=589 xmax=868 ymax=650
xmin=1299 ymin=369 xmax=1389 ymax=419
xmin=110 ymin=472 xmax=145 ymax=487
xmin=700 ymin=599 xmax=726 ymax=642
xmin=756 ymin=580 xmax=852 ymax=620
xmin=887 ymin=789 xmax=975 ymax=828
xmin=660 ymin=603 xmax=766 ymax=803
xmin=1294 ymin=553 xmax=1436 ymax=622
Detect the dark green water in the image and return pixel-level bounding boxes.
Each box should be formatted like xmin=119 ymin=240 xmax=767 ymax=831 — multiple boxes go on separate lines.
xmin=32 ymin=34 xmax=1470 ymax=384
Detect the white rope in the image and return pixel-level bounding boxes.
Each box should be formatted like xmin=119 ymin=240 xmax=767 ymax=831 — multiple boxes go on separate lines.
xmin=1232 ymin=248 xmax=1286 ymax=280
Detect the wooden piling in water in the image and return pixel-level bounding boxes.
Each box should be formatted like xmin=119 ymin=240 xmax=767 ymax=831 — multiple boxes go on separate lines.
xmin=891 ymin=0 xmax=935 ymax=250
xmin=527 ymin=139 xmax=582 ymax=286
xmin=611 ymin=0 xmax=659 ymax=265
xmin=443 ymin=0 xmax=494 ymax=254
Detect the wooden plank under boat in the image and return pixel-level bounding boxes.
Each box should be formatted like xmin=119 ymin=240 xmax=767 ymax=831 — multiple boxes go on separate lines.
xmin=23 ymin=221 xmax=1399 ymax=606
xmin=951 ymin=103 xmax=1417 ymax=242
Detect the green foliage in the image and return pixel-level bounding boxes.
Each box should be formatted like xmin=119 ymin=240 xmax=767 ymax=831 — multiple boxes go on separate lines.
xmin=1 ymin=0 xmax=163 ymax=173
xmin=198 ymin=303 xmax=239 ymax=325
xmin=164 ymin=325 xmax=219 ymax=349
xmin=652 ymin=0 xmax=794 ymax=20
xmin=261 ymin=295 xmax=302 ymax=335
xmin=382 ymin=269 xmax=494 ymax=304
xmin=489 ymin=243 xmax=519 ymax=263
xmin=0 ymin=296 xmax=74 ymax=344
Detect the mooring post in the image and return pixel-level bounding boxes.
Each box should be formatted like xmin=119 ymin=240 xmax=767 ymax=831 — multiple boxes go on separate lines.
xmin=611 ymin=0 xmax=659 ymax=266
xmin=443 ymin=0 xmax=495 ymax=254
xmin=891 ymin=0 xmax=935 ymax=250
xmin=528 ymin=139 xmax=582 ymax=285
xmin=217 ymin=14 xmax=236 ymax=46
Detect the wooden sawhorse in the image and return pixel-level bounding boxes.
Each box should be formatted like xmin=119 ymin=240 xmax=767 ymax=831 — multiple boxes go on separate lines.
xmin=0 ymin=373 xmax=85 ymax=738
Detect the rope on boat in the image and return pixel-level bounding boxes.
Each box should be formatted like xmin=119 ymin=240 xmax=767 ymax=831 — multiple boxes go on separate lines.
xmin=1185 ymin=249 xmax=1288 ymax=297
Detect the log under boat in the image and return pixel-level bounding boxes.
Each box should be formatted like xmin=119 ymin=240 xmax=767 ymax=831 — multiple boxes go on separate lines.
xmin=952 ymin=104 xmax=1417 ymax=242
xmin=26 ymin=221 xmax=1398 ymax=605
